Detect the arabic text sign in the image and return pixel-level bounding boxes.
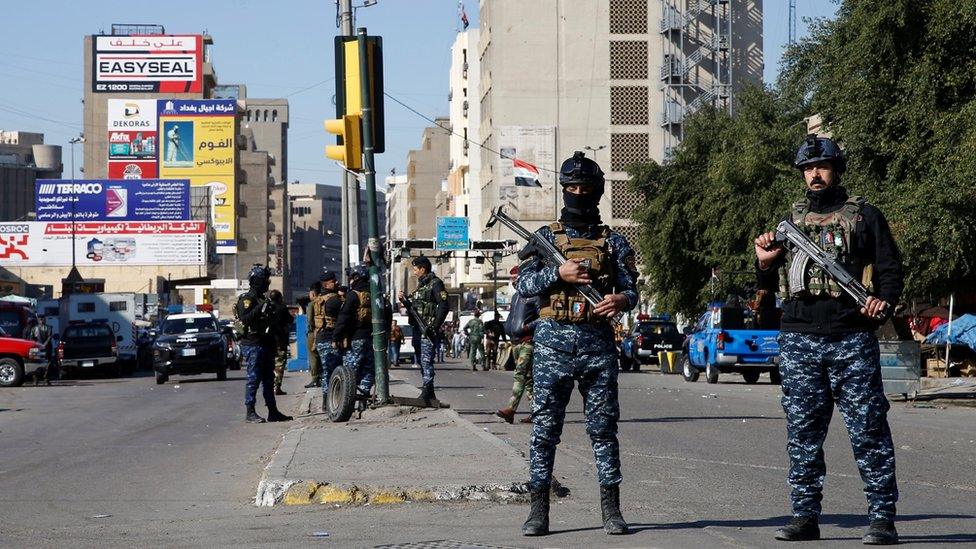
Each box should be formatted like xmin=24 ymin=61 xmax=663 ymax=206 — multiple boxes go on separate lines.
xmin=0 ymin=221 xmax=206 ymax=266
xmin=92 ymin=35 xmax=202 ymax=93
xmin=35 ymin=179 xmax=190 ymax=222
xmin=107 ymin=99 xmax=158 ymax=177
xmin=436 ymin=217 xmax=470 ymax=250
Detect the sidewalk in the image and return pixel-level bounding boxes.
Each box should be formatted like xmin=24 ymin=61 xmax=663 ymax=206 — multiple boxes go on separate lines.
xmin=254 ymin=368 xmax=530 ymax=507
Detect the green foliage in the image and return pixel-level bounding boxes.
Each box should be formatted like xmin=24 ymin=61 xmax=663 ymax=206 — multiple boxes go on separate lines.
xmin=632 ymin=0 xmax=976 ymax=314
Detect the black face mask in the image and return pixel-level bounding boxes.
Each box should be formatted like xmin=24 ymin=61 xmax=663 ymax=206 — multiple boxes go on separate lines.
xmin=560 ymin=189 xmax=603 ymax=230
xmin=806 ymin=183 xmax=847 ymax=211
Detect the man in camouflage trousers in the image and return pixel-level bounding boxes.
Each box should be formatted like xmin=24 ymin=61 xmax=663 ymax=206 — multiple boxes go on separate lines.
xmin=312 ymin=271 xmax=344 ymax=411
xmin=496 ymin=264 xmax=539 ymax=424
xmin=464 ymin=311 xmax=485 ymax=371
xmin=515 ymin=151 xmax=638 ymax=537
xmin=755 ymin=135 xmax=903 ymax=545
xmin=399 ymin=256 xmax=449 ymax=402
xmin=335 ymin=265 xmax=375 ymax=396
xmin=268 ymin=289 xmax=293 ymax=396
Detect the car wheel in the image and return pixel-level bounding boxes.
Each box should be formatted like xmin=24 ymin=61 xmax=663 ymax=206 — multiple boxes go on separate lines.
xmin=216 ymin=365 xmax=227 ymax=381
xmin=328 ymin=364 xmax=357 ymax=423
xmin=681 ymin=354 xmax=700 ymax=382
xmin=742 ymin=370 xmax=761 ymax=384
xmin=706 ymin=362 xmax=720 ymax=384
xmin=770 ymin=368 xmax=782 ymax=385
xmin=155 ymin=371 xmax=168 ymax=385
xmin=0 ymin=358 xmax=24 ymax=387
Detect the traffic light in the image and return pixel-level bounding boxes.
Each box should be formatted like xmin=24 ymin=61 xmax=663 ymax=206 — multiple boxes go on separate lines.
xmin=334 ymin=35 xmax=384 ymax=153
xmin=324 ymin=113 xmax=362 ymax=170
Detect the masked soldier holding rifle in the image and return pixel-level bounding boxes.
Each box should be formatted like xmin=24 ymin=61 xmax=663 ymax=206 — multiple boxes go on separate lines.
xmin=512 ymin=151 xmax=639 ymax=537
xmin=755 ymin=135 xmax=903 ymax=545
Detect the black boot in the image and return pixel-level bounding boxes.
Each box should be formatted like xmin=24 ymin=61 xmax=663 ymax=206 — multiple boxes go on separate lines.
xmin=304 ymin=380 xmax=320 ymax=388
xmin=419 ymin=383 xmax=437 ymax=404
xmin=266 ymin=406 xmax=293 ymax=422
xmin=775 ymin=516 xmax=820 ymax=541
xmin=245 ymin=405 xmax=266 ymax=423
xmin=863 ymin=519 xmax=898 ymax=545
xmin=600 ymin=485 xmax=629 ymax=535
xmin=322 ymin=394 xmax=329 ymax=413
xmin=522 ymin=487 xmax=550 ymax=536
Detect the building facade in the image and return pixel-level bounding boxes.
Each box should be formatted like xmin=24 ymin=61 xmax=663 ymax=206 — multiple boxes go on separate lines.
xmin=0 ymin=131 xmax=62 ymax=222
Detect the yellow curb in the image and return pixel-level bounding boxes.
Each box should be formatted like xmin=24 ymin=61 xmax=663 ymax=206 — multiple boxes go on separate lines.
xmin=403 ymin=490 xmax=436 ymax=502
xmin=369 ymin=490 xmax=407 ymax=505
xmin=282 ymin=482 xmax=319 ymax=506
xmin=314 ymin=485 xmax=360 ymax=505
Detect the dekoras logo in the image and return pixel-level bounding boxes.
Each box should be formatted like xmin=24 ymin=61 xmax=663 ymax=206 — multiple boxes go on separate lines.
xmin=123 ymin=103 xmax=140 ymax=117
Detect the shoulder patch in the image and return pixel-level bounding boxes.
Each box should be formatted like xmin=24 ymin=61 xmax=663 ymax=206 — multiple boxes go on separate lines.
xmin=243 ymin=298 xmax=253 ymax=309
xmin=440 ymin=290 xmax=448 ymax=300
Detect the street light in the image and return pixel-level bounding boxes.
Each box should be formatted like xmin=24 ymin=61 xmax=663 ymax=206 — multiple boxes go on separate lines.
xmin=66 ymin=136 xmax=85 ymax=290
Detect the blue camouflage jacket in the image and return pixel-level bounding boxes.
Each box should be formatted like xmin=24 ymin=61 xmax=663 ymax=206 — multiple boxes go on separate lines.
xmin=514 ymin=224 xmax=639 ymax=354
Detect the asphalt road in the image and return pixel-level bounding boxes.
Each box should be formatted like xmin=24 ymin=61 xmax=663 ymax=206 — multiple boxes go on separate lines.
xmin=1 ymin=358 xmax=974 ymax=548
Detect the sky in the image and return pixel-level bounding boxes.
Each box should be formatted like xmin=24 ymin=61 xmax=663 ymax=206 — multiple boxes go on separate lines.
xmin=0 ymin=0 xmax=839 ymax=184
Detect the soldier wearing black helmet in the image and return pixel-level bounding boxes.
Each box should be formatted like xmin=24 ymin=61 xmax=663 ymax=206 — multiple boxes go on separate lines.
xmin=334 ymin=264 xmax=377 ymax=397
xmin=235 ymin=264 xmax=293 ymax=424
xmin=515 ymin=151 xmax=639 ymax=537
xmin=755 ymin=135 xmax=903 ymax=545
xmin=398 ymin=256 xmax=449 ymax=401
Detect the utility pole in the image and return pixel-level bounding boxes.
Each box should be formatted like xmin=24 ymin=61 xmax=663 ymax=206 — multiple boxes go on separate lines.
xmin=339 ymin=0 xmax=359 ymax=281
xmin=357 ymin=27 xmax=390 ymax=403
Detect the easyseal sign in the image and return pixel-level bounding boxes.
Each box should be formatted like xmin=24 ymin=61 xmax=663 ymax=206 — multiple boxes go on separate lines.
xmin=92 ymin=35 xmax=203 ymax=93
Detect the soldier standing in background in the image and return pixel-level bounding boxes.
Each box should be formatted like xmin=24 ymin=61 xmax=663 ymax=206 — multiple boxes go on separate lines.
xmin=313 ymin=271 xmax=345 ymax=410
xmin=268 ymin=290 xmax=293 ymax=396
xmin=335 ymin=265 xmax=376 ymax=396
xmin=305 ymin=282 xmax=323 ymax=388
xmin=515 ymin=151 xmax=638 ymax=537
xmin=496 ymin=265 xmax=539 ymax=424
xmin=464 ymin=310 xmax=485 ymax=371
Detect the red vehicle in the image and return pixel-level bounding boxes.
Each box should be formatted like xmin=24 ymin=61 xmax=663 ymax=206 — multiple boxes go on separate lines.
xmin=0 ymin=326 xmax=46 ymax=387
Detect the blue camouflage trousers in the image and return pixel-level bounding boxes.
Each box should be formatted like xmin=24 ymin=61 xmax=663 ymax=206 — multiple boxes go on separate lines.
xmin=419 ymin=337 xmax=435 ymax=386
xmin=529 ymin=343 xmax=621 ymax=490
xmin=242 ymin=343 xmax=276 ymax=408
xmin=779 ymin=331 xmax=898 ymax=520
xmin=317 ymin=340 xmax=344 ymax=396
xmin=344 ymin=338 xmax=375 ymax=394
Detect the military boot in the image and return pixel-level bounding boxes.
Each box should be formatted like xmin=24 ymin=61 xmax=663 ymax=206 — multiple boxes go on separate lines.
xmin=420 ymin=383 xmax=437 ymax=405
xmin=522 ymin=487 xmax=550 ymax=536
xmin=266 ymin=406 xmax=293 ymax=422
xmin=775 ymin=516 xmax=820 ymax=541
xmin=495 ymin=407 xmax=515 ymax=424
xmin=245 ymin=405 xmax=266 ymax=423
xmin=600 ymin=485 xmax=629 ymax=535
xmin=863 ymin=519 xmax=898 ymax=545
xmin=304 ymin=380 xmax=320 ymax=389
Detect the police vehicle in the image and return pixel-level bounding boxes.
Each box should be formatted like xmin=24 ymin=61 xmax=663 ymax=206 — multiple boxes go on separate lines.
xmin=151 ymin=312 xmax=234 ymax=384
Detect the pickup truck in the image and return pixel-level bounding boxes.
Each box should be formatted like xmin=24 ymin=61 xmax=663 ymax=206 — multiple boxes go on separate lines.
xmin=619 ymin=315 xmax=684 ymax=371
xmin=681 ymin=305 xmax=780 ymax=384
xmin=0 ymin=327 xmax=46 ymax=387
xmin=58 ymin=322 xmax=121 ymax=378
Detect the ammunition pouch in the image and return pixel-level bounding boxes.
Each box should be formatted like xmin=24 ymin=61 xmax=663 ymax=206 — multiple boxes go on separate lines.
xmin=538 ymin=223 xmax=613 ymax=323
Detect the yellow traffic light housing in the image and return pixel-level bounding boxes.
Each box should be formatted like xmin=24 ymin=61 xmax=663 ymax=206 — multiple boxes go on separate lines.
xmin=324 ymin=113 xmax=362 ymax=171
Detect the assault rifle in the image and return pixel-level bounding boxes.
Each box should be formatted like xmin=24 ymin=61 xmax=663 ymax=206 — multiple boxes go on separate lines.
xmin=772 ymin=219 xmax=887 ymax=318
xmin=486 ymin=207 xmax=621 ymax=325
xmin=400 ymin=295 xmax=436 ymax=341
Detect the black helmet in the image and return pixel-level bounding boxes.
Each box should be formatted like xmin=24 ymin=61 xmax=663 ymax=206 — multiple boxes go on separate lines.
xmin=346 ymin=264 xmax=368 ymax=281
xmin=248 ymin=264 xmax=271 ymax=292
xmin=320 ymin=270 xmax=337 ymax=283
xmin=559 ymin=151 xmax=605 ymax=190
xmin=794 ymin=134 xmax=846 ymax=174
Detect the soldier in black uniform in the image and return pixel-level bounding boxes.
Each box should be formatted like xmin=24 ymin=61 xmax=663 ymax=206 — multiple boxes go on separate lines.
xmin=398 ymin=256 xmax=449 ymax=401
xmin=236 ymin=265 xmax=293 ymax=424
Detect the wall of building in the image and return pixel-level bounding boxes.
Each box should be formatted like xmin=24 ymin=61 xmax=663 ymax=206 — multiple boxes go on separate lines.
xmin=0 ymin=132 xmax=63 ymax=221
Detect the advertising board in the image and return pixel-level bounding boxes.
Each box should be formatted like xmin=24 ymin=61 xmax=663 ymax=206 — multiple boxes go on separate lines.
xmin=107 ymin=99 xmax=159 ymax=178
xmin=0 ymin=221 xmax=206 ymax=266
xmin=92 ymin=35 xmax=202 ymax=93
xmin=157 ymin=99 xmax=237 ymax=253
xmin=35 ymin=179 xmax=190 ymax=222
xmin=496 ymin=126 xmax=556 ymax=221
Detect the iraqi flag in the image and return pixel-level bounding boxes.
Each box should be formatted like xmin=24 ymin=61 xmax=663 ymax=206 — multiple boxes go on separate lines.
xmin=513 ymin=158 xmax=542 ymax=187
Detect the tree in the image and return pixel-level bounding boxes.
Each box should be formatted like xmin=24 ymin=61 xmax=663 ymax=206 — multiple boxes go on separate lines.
xmin=631 ymin=0 xmax=976 ymax=315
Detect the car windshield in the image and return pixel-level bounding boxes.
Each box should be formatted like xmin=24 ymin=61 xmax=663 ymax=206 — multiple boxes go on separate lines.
xmin=161 ymin=316 xmax=217 ymax=335
xmin=637 ymin=322 xmax=678 ymax=336
xmin=65 ymin=325 xmax=113 ymax=338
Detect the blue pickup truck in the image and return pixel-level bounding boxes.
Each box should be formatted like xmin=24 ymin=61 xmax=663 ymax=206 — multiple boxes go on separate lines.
xmin=681 ymin=305 xmax=781 ymax=384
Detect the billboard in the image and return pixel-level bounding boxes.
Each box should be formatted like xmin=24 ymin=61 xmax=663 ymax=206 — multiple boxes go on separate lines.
xmin=157 ymin=99 xmax=237 ymax=253
xmin=0 ymin=221 xmax=206 ymax=266
xmin=496 ymin=126 xmax=557 ymax=221
xmin=107 ymin=99 xmax=158 ymax=178
xmin=35 ymin=179 xmax=190 ymax=221
xmin=92 ymin=35 xmax=203 ymax=93
xmin=436 ymin=217 xmax=470 ymax=250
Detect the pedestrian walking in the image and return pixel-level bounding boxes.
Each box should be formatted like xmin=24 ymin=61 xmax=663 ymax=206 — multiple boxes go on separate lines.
xmin=464 ymin=310 xmax=485 ymax=371
xmin=756 ymin=135 xmax=903 ymax=545
xmin=483 ymin=311 xmax=506 ymax=370
xmin=496 ymin=265 xmax=539 ymax=424
xmin=29 ymin=315 xmax=55 ymax=385
xmin=398 ymin=256 xmax=449 ymax=402
xmin=235 ymin=264 xmax=293 ymax=424
xmin=313 ymin=271 xmax=344 ymax=410
xmin=389 ymin=319 xmax=404 ymax=366
xmin=268 ymin=290 xmax=293 ymax=396
xmin=305 ymin=282 xmax=323 ymax=388
xmin=515 ymin=151 xmax=638 ymax=536
xmin=452 ymin=327 xmax=464 ymax=359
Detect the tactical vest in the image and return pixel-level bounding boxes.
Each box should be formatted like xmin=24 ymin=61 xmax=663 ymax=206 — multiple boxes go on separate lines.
xmin=538 ymin=223 xmax=614 ymax=323
xmin=779 ymin=196 xmax=866 ymax=299
xmin=354 ymin=290 xmax=371 ymax=324
xmin=312 ymin=291 xmax=341 ymax=331
xmin=234 ymin=293 xmax=266 ymax=337
xmin=411 ymin=278 xmax=437 ymax=327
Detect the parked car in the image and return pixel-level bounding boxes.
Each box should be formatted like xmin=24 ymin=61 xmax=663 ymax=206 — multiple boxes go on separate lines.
xmin=619 ymin=315 xmax=684 ymax=371
xmin=682 ymin=305 xmax=781 ymax=384
xmin=0 ymin=326 xmax=46 ymax=387
xmin=217 ymin=319 xmax=242 ymax=370
xmin=152 ymin=313 xmax=232 ymax=384
xmin=58 ymin=322 xmax=121 ymax=378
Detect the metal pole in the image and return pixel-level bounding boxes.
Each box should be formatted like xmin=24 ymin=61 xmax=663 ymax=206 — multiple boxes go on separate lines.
xmin=70 ymin=141 xmax=76 ymax=270
xmin=339 ymin=0 xmax=358 ymax=280
xmin=357 ymin=27 xmax=390 ymax=404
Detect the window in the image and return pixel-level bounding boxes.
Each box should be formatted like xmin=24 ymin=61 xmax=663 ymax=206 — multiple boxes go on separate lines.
xmin=109 ymin=301 xmax=128 ymax=312
xmin=272 ymin=109 xmax=278 ymax=122
xmin=77 ymin=302 xmax=95 ymax=313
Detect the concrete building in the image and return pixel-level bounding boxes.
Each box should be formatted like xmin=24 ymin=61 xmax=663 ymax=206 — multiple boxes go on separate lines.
xmin=477 ymin=0 xmax=763 ymax=274
xmin=288 ymin=183 xmax=385 ymax=300
xmin=0 ymin=131 xmax=63 ymax=221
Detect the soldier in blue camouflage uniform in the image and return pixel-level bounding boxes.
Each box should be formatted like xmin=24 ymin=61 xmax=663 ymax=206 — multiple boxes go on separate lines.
xmin=398 ymin=256 xmax=449 ymax=402
xmin=235 ymin=265 xmax=293 ymax=424
xmin=755 ymin=135 xmax=903 ymax=545
xmin=335 ymin=265 xmax=375 ymax=396
xmin=312 ymin=271 xmax=345 ymax=410
xmin=515 ymin=151 xmax=638 ymax=537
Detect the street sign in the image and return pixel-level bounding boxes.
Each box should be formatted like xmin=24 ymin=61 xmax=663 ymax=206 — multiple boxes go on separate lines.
xmin=436 ymin=217 xmax=470 ymax=250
